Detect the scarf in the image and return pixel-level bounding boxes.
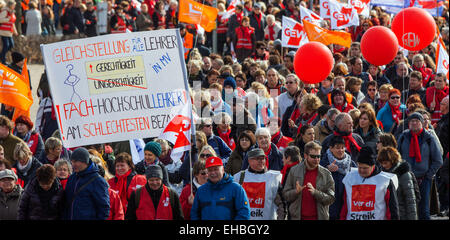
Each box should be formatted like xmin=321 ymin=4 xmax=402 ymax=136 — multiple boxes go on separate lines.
xmin=389 ymin=102 xmax=402 ymax=125
xmin=409 ymin=129 xmax=423 ymax=163
xmin=268 ymin=24 xmax=275 ymax=40
xmin=281 ymin=161 xmax=299 ymax=185
xmin=218 ymin=129 xmax=236 ymax=150
xmin=263 ymin=145 xmax=272 ymax=169
xmin=236 ymin=12 xmax=243 ymax=23
xmin=333 ymin=131 xmax=361 ymax=153
xmin=326 ymin=149 xmax=352 ymax=175
xmin=17 ymin=157 xmax=33 ymax=176
xmin=254 ymin=13 xmax=262 ymax=29
xmin=333 ymin=102 xmax=347 ymax=112
xmin=413 ymin=64 xmax=431 ymax=85
xmin=115 ymin=169 xmax=132 ymax=205
xmin=290 ymin=106 xmax=301 ymax=122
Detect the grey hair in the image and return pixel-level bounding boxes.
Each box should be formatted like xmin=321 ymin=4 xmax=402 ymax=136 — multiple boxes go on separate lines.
xmin=327 ymin=108 xmax=340 ymax=119
xmin=334 ymin=112 xmax=351 ymax=126
xmin=255 ymin=127 xmax=271 ymax=137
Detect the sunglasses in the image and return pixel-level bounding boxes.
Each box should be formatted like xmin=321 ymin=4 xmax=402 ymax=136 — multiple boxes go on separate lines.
xmin=286 ymin=81 xmax=295 ymax=84
xmin=200 ymin=171 xmax=207 ymax=175
xmin=309 ymin=154 xmax=321 ymax=159
xmin=200 ymin=153 xmax=212 ymax=158
xmin=203 ymin=124 xmax=212 ymax=128
xmin=368 ymin=88 xmax=376 ymax=92
xmin=390 ymin=96 xmax=400 ymax=99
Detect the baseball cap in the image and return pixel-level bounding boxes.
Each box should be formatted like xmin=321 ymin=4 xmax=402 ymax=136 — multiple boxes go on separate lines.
xmin=205 ymin=156 xmax=223 ymax=168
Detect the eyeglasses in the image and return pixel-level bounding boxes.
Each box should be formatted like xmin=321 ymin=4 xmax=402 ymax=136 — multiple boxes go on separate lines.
xmin=286 ymin=81 xmax=295 ymax=84
xmin=200 ymin=171 xmax=208 ymax=175
xmin=203 ymin=124 xmax=212 ymax=128
xmin=390 ymin=96 xmax=401 ymax=99
xmin=368 ymin=88 xmax=376 ymax=92
xmin=200 ymin=153 xmax=212 ymax=158
xmin=308 ymin=154 xmax=321 ymax=159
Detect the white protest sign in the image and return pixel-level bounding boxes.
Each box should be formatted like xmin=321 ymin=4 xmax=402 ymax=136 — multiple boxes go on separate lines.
xmin=41 ymin=29 xmax=190 ymax=148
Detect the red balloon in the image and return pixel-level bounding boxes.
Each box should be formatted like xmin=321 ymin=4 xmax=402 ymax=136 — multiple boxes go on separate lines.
xmin=391 ymin=7 xmax=436 ymax=51
xmin=361 ymin=26 xmax=399 ymax=66
xmin=294 ymin=42 xmax=333 ymax=84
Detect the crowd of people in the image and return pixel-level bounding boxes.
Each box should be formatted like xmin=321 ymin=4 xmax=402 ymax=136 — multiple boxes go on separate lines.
xmin=0 ymin=0 xmax=449 ymax=221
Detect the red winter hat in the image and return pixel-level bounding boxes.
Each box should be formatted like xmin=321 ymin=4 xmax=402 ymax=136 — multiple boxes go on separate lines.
xmin=205 ymin=156 xmax=223 ymax=168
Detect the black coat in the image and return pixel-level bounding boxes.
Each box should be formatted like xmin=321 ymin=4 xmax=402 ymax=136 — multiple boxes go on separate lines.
xmin=321 ymin=131 xmax=365 ymax=163
xmin=17 ymin=177 xmax=64 ymax=220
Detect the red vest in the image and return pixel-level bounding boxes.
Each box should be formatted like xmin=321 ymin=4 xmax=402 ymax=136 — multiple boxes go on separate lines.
xmin=111 ymin=15 xmax=127 ymax=33
xmin=108 ymin=174 xmax=147 ymax=213
xmin=217 ymin=15 xmax=228 ymax=34
xmin=0 ymin=10 xmax=16 ymax=32
xmin=27 ymin=133 xmax=39 ymax=155
xmin=235 ymin=26 xmax=254 ymax=49
xmin=135 ymin=185 xmax=173 ymax=220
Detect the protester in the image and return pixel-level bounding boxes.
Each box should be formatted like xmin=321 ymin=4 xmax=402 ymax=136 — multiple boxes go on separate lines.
xmin=180 ymin=159 xmax=207 ymax=220
xmin=397 ymin=112 xmax=443 ymax=220
xmin=191 ymin=156 xmax=250 ymax=220
xmin=268 ymin=117 xmax=293 ymax=153
xmin=426 ymin=73 xmax=449 ymax=125
xmin=135 ymin=141 xmax=170 ymax=187
xmin=17 ymin=164 xmax=64 ymax=220
xmin=64 ymin=147 xmax=110 ymax=220
xmin=38 ymin=137 xmax=71 ymax=165
xmin=108 ymin=153 xmax=147 ymax=214
xmin=341 ymin=146 xmax=399 ymax=220
xmin=354 ymin=109 xmax=382 ymax=153
xmin=377 ymin=147 xmax=418 ymax=220
xmin=0 ymin=169 xmax=22 ymax=220
xmin=13 ymin=115 xmax=44 ymax=158
xmin=125 ymin=165 xmax=183 ymax=220
xmin=54 ymin=159 xmax=71 ymax=189
xmin=282 ymin=141 xmax=335 ymax=220
xmin=13 ymin=141 xmax=42 ymax=187
xmin=225 ymin=130 xmax=256 ymax=175
xmin=320 ymin=136 xmax=356 ymax=220
xmin=0 ymin=0 xmax=17 ymax=64
xmin=377 ymin=88 xmax=407 ymax=133
xmin=0 ymin=115 xmax=24 ymax=166
xmin=241 ymin=128 xmax=283 ymax=171
xmin=234 ymin=148 xmax=283 ymax=220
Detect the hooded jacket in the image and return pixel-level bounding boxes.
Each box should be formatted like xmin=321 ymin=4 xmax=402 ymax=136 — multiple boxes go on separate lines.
xmin=385 ymin=161 xmax=418 ymax=220
xmin=190 ymin=173 xmax=250 ymax=220
xmin=63 ymin=162 xmax=110 ymax=220
xmin=0 ymin=185 xmax=23 ymax=220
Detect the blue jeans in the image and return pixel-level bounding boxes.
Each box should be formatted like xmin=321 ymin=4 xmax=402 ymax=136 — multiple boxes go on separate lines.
xmin=0 ymin=36 xmax=14 ymax=64
xmin=418 ymin=177 xmax=432 ymax=220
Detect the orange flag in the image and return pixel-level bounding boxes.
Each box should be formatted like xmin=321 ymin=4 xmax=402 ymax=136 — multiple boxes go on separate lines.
xmin=178 ymin=0 xmax=218 ymax=32
xmin=302 ymin=20 xmax=352 ymax=48
xmin=0 ymin=59 xmax=33 ymax=121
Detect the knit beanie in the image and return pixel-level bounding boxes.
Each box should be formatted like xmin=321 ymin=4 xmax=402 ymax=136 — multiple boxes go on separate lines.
xmin=145 ymin=164 xmax=163 ymax=180
xmin=357 ymin=146 xmax=376 ymax=166
xmin=224 ymin=77 xmax=237 ymax=90
xmin=144 ymin=141 xmax=162 ymax=157
xmin=71 ymin=147 xmax=91 ymax=164
xmin=407 ymin=112 xmax=424 ymax=124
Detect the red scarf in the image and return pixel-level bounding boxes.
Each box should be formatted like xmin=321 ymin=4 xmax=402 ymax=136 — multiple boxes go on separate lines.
xmin=115 ymin=169 xmax=132 ymax=205
xmin=389 ymin=102 xmax=402 ymax=125
xmin=413 ymin=64 xmax=432 ymax=86
xmin=236 ymin=12 xmax=243 ymax=23
xmin=290 ymin=106 xmax=301 ymax=122
xmin=268 ymin=24 xmax=275 ymax=40
xmin=264 ymin=145 xmax=272 ymax=169
xmin=281 ymin=161 xmax=299 ymax=185
xmin=409 ymin=128 xmax=423 ymax=163
xmin=334 ymin=131 xmax=361 ymax=153
xmin=254 ymin=13 xmax=262 ymax=29
xmin=218 ymin=129 xmax=236 ymax=150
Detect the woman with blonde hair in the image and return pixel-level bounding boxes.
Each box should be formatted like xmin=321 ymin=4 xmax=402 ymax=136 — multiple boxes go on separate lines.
xmin=13 ymin=141 xmax=42 ymax=187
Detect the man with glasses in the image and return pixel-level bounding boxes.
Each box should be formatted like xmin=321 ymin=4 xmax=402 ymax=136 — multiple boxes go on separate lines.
xmin=282 ymin=141 xmax=335 ymax=220
xmin=397 ymin=112 xmax=443 ymax=220
xmin=233 ymin=148 xmax=283 ymax=220
xmin=277 ymin=74 xmax=300 ymax=118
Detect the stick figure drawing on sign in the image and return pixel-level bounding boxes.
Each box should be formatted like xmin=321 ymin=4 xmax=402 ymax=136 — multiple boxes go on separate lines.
xmin=65 ymin=64 xmax=82 ymax=102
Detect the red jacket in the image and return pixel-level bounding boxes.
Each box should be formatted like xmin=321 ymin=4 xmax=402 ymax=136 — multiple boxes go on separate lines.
xmin=271 ymin=131 xmax=293 ymax=152
xmin=426 ymin=86 xmax=449 ymax=124
xmin=107 ymin=188 xmax=124 ymax=220
xmin=179 ymin=183 xmax=195 ymax=220
xmin=108 ymin=172 xmax=147 ymax=213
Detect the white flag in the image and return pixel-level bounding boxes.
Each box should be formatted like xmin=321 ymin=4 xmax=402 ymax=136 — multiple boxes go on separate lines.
xmin=130 ymin=138 xmax=146 ymax=164
xmin=222 ymin=0 xmax=241 ymax=20
xmin=281 ymin=16 xmax=309 ymax=48
xmin=329 ymin=0 xmax=359 ymax=29
xmin=159 ymin=95 xmax=194 ymax=165
xmin=300 ymin=5 xmax=324 ymax=25
xmin=320 ymin=0 xmax=331 ymax=19
xmin=348 ymin=0 xmax=371 ymax=17
xmin=436 ymin=34 xmax=449 ymax=82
